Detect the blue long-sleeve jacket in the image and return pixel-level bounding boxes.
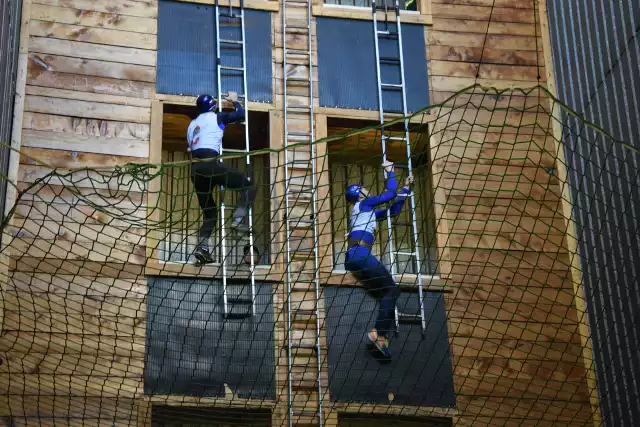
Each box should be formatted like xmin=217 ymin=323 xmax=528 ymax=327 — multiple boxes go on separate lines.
xmin=347 ymin=172 xmax=409 ymax=246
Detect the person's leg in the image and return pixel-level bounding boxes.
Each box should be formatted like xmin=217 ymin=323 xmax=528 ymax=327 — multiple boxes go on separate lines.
xmin=345 ymin=247 xmax=397 ymax=356
xmin=191 ymin=164 xmax=218 ymax=263
xmin=360 ymin=254 xmax=399 ymax=339
xmin=210 ymin=161 xmax=257 ymax=228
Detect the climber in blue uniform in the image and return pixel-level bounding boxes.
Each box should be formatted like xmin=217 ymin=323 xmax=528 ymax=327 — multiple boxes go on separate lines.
xmin=187 ymin=91 xmax=257 ymax=265
xmin=344 ymin=160 xmax=414 ymax=359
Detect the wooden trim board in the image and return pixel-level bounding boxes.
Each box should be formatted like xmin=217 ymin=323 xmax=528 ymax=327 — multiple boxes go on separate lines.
xmin=537 ymin=0 xmax=601 ymax=425
xmin=154 ymin=93 xmax=273 ymax=112
xmin=145 ymin=100 xmax=164 ymax=274
xmin=172 ymin=0 xmax=279 ymax=12
xmin=311 ymin=0 xmax=432 ymax=25
xmin=1 ymin=0 xmax=32 ymax=331
xmin=316 ymin=107 xmax=430 ymax=124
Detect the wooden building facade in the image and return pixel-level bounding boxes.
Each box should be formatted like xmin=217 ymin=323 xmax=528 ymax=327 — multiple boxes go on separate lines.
xmin=0 ymin=1 xmax=600 ymax=427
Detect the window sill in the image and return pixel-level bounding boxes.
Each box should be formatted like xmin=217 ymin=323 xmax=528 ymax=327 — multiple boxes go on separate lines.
xmin=145 ymin=259 xmax=284 ymax=280
xmin=323 ymin=270 xmax=448 ymax=292
xmin=154 ymin=93 xmax=273 ymax=112
xmin=173 ymin=0 xmax=279 ymax=13
xmin=312 ymin=3 xmax=432 ymax=25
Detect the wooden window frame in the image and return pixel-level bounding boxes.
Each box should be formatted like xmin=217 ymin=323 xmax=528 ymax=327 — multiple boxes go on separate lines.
xmin=311 ymin=0 xmax=432 ymax=25
xmin=145 ymin=100 xmax=283 ymax=280
xmin=171 ymin=0 xmax=280 ymax=12
xmin=314 ymin=113 xmax=446 ymax=292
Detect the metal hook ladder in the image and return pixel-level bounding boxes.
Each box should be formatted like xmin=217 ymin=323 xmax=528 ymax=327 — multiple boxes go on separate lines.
xmin=215 ymin=0 xmax=256 ymax=319
xmin=372 ymin=0 xmax=426 ymax=333
xmin=282 ymin=0 xmax=323 ymax=426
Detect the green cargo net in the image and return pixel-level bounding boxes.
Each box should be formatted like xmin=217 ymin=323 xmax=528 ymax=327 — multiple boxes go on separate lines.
xmin=0 ymin=84 xmax=637 ymax=427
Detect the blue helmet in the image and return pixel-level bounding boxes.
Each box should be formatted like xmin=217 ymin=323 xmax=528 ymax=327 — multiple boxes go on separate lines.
xmin=345 ymin=184 xmax=362 ymax=203
xmin=196 ymin=94 xmax=216 ymax=114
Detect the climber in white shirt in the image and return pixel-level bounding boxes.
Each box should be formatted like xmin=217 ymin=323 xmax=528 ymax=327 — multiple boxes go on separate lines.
xmin=187 ymin=91 xmax=256 ymax=265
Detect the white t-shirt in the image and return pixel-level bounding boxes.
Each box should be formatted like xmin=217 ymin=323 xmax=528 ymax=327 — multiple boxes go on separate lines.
xmin=186 ymin=112 xmax=225 ymax=153
xmin=350 ymin=201 xmax=378 ymax=234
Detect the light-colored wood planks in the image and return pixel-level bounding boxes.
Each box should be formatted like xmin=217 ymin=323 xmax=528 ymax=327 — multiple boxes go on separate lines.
xmin=29 ymin=20 xmax=156 ymax=50
xmin=29 ymin=36 xmax=156 ymax=66
xmin=429 ymin=0 xmax=593 ymax=424
xmin=31 ymin=3 xmax=157 ymax=33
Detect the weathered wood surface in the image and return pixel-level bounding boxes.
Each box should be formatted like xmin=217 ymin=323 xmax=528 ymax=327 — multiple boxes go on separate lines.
xmin=1 ymin=0 xmax=595 ymax=426
xmin=429 ymin=0 xmax=593 ymax=424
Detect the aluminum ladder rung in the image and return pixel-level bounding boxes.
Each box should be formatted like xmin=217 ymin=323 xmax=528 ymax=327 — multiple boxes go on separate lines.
xmin=291 ymin=383 xmax=319 ymax=391
xmin=379 ymin=56 xmax=401 ymax=64
xmin=219 ymin=38 xmax=243 ymax=45
xmin=224 ymin=312 xmax=253 ymax=319
xmin=377 ymin=31 xmax=399 ymax=39
xmin=382 ymin=135 xmax=406 ymax=141
xmin=219 ymin=65 xmax=245 ymax=72
xmin=285 ymin=24 xmax=311 ymax=30
xmin=219 ymin=12 xmax=242 ymax=19
xmin=286 ymin=106 xmax=312 ymax=112
xmin=397 ymin=312 xmax=423 ymax=325
xmin=396 ymin=251 xmax=418 ymax=257
xmin=288 ymin=131 xmax=312 ymax=137
xmin=228 ymin=297 xmax=253 ymax=304
xmin=285 ymin=48 xmax=311 ymax=56
xmin=381 ymin=82 xmax=403 ymax=90
xmin=289 ymin=342 xmax=317 ymax=351
xmin=285 ymin=75 xmax=309 ymax=82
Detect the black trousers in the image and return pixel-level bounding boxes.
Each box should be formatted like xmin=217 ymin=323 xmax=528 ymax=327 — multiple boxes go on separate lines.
xmin=190 ymin=149 xmax=257 ymax=245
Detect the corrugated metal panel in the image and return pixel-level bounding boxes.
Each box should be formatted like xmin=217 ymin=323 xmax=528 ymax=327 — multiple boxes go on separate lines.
xmin=0 ymin=0 xmax=22 ymax=223
xmin=323 ymin=287 xmax=456 ymax=407
xmin=317 ymin=17 xmax=429 ymax=112
xmin=547 ymin=1 xmax=640 ymax=426
xmin=144 ymin=277 xmax=276 ymax=399
xmin=156 ymin=0 xmax=272 ymax=102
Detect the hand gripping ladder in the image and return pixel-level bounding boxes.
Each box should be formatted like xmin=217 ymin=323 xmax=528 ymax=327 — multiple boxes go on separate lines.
xmin=215 ymin=0 xmax=256 ymax=319
xmin=372 ymin=0 xmax=426 ymax=333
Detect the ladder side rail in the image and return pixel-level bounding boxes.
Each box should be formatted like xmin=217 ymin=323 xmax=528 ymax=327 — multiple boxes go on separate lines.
xmin=282 ymin=2 xmax=295 ymax=427
xmin=306 ymin=0 xmax=323 ymax=424
xmin=214 ymin=0 xmax=229 ymax=315
xmin=395 ymin=0 xmax=426 ymax=331
xmin=372 ymin=0 xmax=397 ymax=275
xmin=237 ymin=6 xmax=257 ymax=317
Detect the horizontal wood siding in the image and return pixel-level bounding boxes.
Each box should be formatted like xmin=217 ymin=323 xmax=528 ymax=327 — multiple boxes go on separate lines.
xmin=2 ymin=0 xmax=155 ymax=424
xmin=429 ymin=0 xmax=592 ymax=426
xmin=2 ymin=0 xmax=597 ymax=426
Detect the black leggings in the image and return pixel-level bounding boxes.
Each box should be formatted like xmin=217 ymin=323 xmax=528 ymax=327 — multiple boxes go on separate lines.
xmin=190 ymin=150 xmax=257 ymax=243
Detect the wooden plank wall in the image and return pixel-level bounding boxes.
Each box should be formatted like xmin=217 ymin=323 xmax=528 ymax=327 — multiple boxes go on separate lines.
xmin=428 ymin=0 xmax=594 ymax=425
xmin=0 ymin=0 xmax=599 ymax=426
xmin=273 ymin=3 xmax=335 ymax=427
xmin=1 ymin=0 xmax=155 ymax=425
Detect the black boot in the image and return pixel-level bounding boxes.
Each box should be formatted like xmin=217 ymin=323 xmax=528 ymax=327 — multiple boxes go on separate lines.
xmin=194 ymin=242 xmax=214 ymax=264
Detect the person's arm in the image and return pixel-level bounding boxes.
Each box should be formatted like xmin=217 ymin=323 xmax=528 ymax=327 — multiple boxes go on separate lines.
xmin=375 ymin=187 xmax=409 ymax=220
xmin=217 ymin=101 xmax=245 ymax=126
xmin=216 ymin=91 xmax=245 ymax=127
xmin=359 ymin=161 xmax=398 ymax=211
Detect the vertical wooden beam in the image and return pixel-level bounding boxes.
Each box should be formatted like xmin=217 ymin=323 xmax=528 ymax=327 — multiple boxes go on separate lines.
xmin=314 ymin=114 xmax=333 ymax=279
xmin=1 ymin=0 xmax=32 ymax=331
xmin=419 ymin=0 xmax=432 ymax=18
xmin=538 ymin=1 xmax=601 ymax=425
xmin=270 ymin=109 xmax=286 ymax=274
xmin=145 ymin=100 xmax=164 ymax=274
xmin=136 ymin=399 xmax=152 ymax=427
xmin=429 ymin=156 xmax=452 ymax=281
